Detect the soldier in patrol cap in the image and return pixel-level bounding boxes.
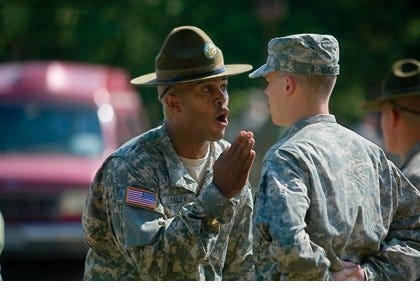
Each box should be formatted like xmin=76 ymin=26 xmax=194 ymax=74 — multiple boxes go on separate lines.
xmin=249 ymin=33 xmax=420 ymax=280
xmin=363 ymin=58 xmax=420 ymax=190
xmin=82 ymin=26 xmax=256 ymax=280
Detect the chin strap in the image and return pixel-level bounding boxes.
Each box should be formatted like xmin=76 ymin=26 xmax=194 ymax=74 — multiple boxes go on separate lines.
xmin=390 ymin=100 xmax=420 ymax=116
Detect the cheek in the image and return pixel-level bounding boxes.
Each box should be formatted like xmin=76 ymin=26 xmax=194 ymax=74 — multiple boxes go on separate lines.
xmin=265 ymin=85 xmax=277 ymax=103
xmin=188 ymin=102 xmax=214 ymax=122
xmin=267 ymin=97 xmax=283 ymax=123
xmin=268 ymin=90 xmax=282 ymax=110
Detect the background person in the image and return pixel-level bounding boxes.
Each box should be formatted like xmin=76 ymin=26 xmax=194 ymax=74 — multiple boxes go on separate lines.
xmin=82 ymin=26 xmax=256 ymax=280
xmin=249 ymin=33 xmax=420 ymax=280
xmin=363 ymin=58 xmax=420 ymax=190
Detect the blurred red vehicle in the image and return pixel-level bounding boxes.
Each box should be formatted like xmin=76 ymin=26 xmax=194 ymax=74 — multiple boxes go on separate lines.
xmin=0 ymin=61 xmax=149 ymax=259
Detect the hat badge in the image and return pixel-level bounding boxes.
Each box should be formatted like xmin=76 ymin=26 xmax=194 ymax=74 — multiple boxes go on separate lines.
xmin=204 ymin=42 xmax=217 ymax=59
xmin=392 ymin=59 xmax=420 ymax=78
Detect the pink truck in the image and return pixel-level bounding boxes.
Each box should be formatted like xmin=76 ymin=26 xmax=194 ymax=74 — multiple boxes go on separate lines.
xmin=0 ymin=61 xmax=149 ymax=259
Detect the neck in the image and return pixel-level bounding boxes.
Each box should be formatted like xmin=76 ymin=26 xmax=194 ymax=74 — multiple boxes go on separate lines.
xmin=288 ymin=97 xmax=330 ymax=126
xmin=395 ymin=118 xmax=420 ymax=159
xmin=166 ymin=124 xmax=209 ymax=159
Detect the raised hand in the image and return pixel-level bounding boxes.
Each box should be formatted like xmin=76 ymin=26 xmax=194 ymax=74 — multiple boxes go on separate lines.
xmin=332 ymin=260 xmax=365 ymax=281
xmin=212 ymin=131 xmax=256 ymax=199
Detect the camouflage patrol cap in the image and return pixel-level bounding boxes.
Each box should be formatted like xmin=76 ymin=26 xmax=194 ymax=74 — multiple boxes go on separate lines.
xmin=131 ymin=26 xmax=252 ymax=86
xmin=363 ymin=58 xmax=420 ymax=110
xmin=249 ymin=33 xmax=340 ymax=78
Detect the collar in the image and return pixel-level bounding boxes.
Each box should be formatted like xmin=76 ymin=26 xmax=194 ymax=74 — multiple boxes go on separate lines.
xmin=160 ymin=123 xmax=218 ymax=193
xmin=400 ymin=141 xmax=420 ymax=170
xmin=281 ymin=114 xmax=336 ymax=139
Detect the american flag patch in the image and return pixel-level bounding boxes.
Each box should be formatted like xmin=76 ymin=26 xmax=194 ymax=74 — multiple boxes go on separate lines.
xmin=125 ymin=187 xmax=157 ymax=210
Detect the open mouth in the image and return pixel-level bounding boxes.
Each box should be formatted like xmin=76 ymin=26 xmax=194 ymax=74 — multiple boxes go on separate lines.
xmin=216 ymin=111 xmax=228 ymax=125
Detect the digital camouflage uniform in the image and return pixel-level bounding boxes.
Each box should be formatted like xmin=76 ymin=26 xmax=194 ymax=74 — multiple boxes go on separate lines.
xmin=253 ymin=115 xmax=420 ymax=280
xmin=82 ymin=124 xmax=254 ymax=280
xmin=249 ymin=33 xmax=420 ymax=281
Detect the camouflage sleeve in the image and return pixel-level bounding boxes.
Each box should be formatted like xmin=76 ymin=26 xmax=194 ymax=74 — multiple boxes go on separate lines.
xmin=254 ymin=157 xmax=331 ymax=280
xmin=83 ymin=157 xmax=143 ymax=280
xmin=407 ymin=174 xmax=420 ymax=193
xmin=362 ymin=163 xmax=420 ymax=280
xmin=221 ymin=184 xmax=255 ymax=280
xmin=195 ymin=181 xmax=237 ymax=224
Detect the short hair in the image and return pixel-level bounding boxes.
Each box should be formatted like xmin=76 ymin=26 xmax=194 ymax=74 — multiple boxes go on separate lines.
xmin=281 ymin=72 xmax=336 ymax=99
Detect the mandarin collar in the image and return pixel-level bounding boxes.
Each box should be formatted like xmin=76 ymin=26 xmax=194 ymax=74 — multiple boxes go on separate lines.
xmin=282 ymin=114 xmax=336 ymax=139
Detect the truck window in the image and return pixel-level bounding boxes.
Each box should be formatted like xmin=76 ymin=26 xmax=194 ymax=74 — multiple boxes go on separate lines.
xmin=0 ymin=98 xmax=103 ymax=157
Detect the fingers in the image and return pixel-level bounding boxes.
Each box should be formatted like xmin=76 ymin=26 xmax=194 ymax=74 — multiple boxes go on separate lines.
xmin=226 ymin=131 xmax=254 ymax=156
xmin=332 ymin=264 xmax=365 ymax=281
xmin=332 ymin=267 xmax=355 ymax=280
xmin=225 ymin=131 xmax=246 ymax=155
xmin=212 ymin=131 xmax=255 ymax=199
xmin=341 ymin=267 xmax=358 ymax=277
xmin=343 ymin=275 xmax=360 ymax=281
xmin=340 ymin=260 xmax=356 ymax=268
xmin=226 ymin=131 xmax=255 ymax=163
xmin=354 ymin=265 xmax=365 ymax=280
xmin=242 ymin=145 xmax=256 ymax=172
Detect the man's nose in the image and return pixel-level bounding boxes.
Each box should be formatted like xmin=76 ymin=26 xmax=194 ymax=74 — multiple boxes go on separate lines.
xmin=215 ymin=88 xmax=228 ymax=106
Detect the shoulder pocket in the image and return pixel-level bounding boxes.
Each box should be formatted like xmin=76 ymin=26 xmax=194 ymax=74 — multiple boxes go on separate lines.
xmin=122 ymin=204 xmax=165 ymax=248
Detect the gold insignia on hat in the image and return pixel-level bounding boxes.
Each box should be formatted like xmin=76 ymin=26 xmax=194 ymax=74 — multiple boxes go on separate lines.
xmin=392 ymin=59 xmax=420 ymax=78
xmin=204 ymin=42 xmax=217 ymax=59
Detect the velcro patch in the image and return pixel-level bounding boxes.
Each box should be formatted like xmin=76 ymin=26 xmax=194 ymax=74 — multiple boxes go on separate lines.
xmin=125 ymin=187 xmax=157 ymax=210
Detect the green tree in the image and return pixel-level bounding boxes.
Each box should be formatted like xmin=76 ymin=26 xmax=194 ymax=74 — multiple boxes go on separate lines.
xmin=1 ymin=0 xmax=418 ymax=128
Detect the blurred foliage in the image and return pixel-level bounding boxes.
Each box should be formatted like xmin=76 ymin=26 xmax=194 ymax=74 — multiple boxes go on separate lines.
xmin=1 ymin=0 xmax=419 ymax=128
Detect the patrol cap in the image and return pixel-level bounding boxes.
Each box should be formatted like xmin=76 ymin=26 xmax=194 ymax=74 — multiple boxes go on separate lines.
xmin=362 ymin=58 xmax=420 ymax=110
xmin=131 ymin=26 xmax=252 ymax=86
xmin=249 ymin=33 xmax=340 ymax=78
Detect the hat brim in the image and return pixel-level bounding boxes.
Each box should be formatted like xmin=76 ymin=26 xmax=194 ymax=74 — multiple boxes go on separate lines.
xmin=131 ymin=64 xmax=253 ymax=86
xmin=361 ymin=99 xmax=388 ymax=111
xmin=248 ymin=63 xmax=274 ymax=79
xmin=362 ymin=91 xmax=420 ymax=111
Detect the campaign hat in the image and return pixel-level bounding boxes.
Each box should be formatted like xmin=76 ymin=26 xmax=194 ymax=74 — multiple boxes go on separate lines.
xmin=131 ymin=26 xmax=252 ymax=86
xmin=362 ymin=58 xmax=420 ymax=110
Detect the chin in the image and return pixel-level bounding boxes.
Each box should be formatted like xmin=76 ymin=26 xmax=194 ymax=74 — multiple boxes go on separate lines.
xmin=210 ymin=130 xmax=225 ymax=141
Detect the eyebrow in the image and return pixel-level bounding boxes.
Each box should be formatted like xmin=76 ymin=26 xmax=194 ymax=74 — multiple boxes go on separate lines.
xmin=196 ymin=77 xmax=228 ymax=85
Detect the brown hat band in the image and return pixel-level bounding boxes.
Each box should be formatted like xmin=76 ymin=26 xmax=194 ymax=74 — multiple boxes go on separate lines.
xmin=156 ymin=64 xmax=226 ymax=84
xmin=390 ymin=100 xmax=420 ymax=116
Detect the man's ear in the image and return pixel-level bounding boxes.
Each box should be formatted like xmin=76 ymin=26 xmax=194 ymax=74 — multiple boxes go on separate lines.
xmin=163 ymin=94 xmax=182 ymax=113
xmin=382 ymin=104 xmax=401 ymax=128
xmin=284 ymin=75 xmax=295 ymax=95
xmin=390 ymin=106 xmax=401 ymax=127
